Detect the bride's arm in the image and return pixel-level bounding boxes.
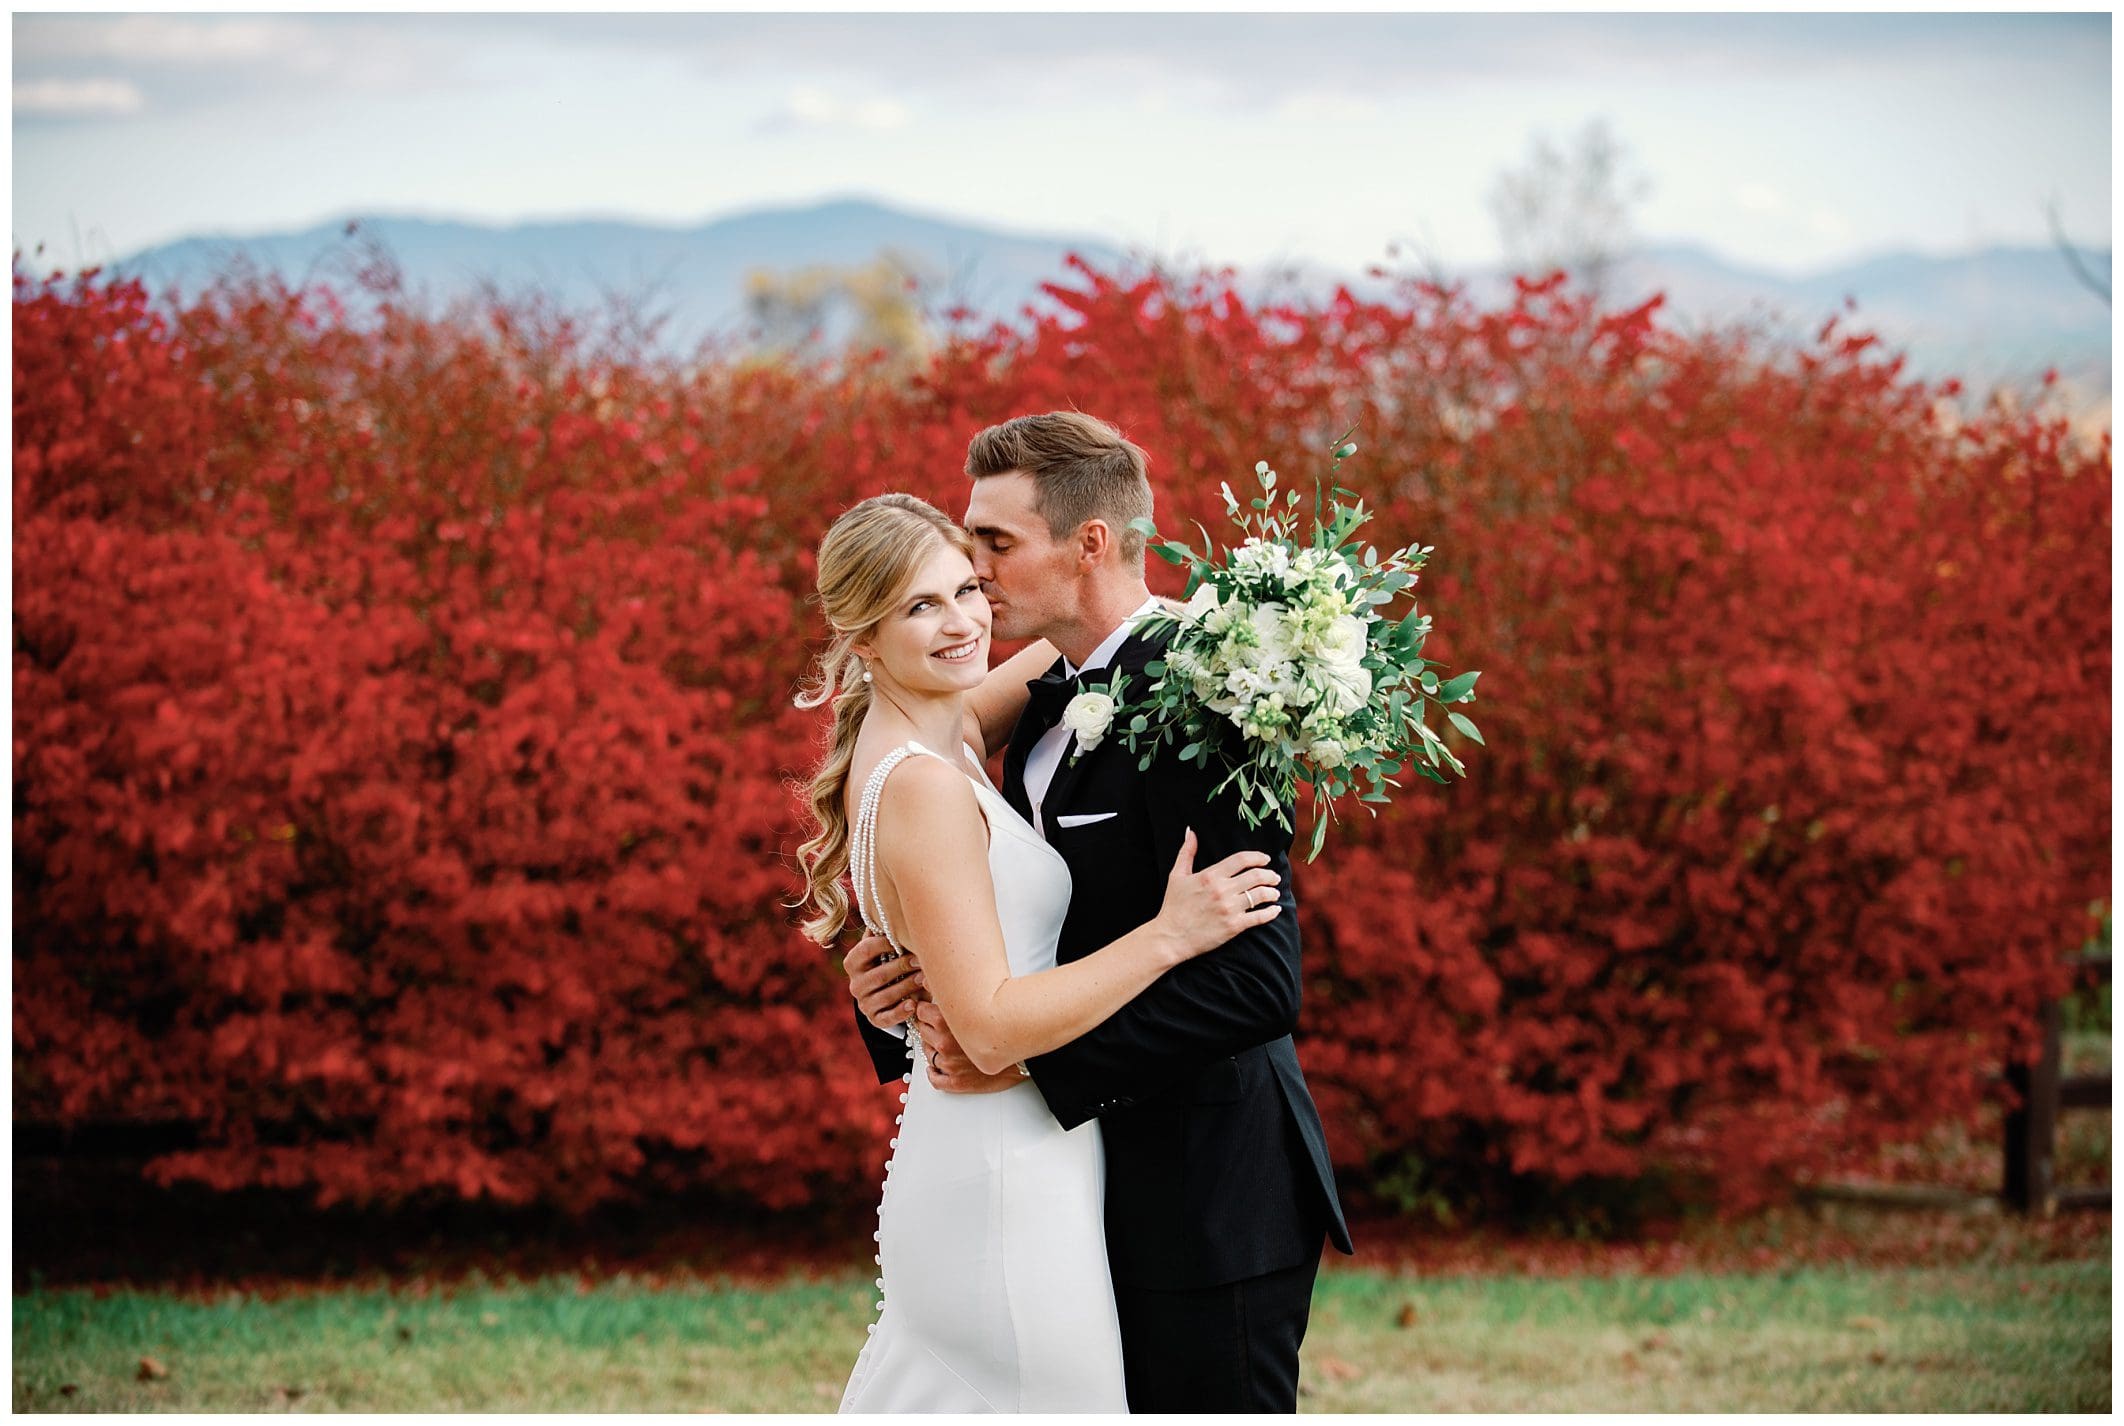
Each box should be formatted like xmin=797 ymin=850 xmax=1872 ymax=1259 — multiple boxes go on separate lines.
xmin=877 ymin=758 xmax=1280 ymax=1076
xmin=961 ymin=638 xmax=1058 ymax=761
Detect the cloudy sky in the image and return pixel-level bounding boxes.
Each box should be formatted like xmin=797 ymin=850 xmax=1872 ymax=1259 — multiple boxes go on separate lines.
xmin=12 ymin=10 xmax=2112 ymax=278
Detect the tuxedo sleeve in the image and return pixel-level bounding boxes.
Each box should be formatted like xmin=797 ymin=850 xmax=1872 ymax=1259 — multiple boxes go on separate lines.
xmin=1023 ymin=734 xmax=1303 ymax=1130
xmin=852 ymin=997 xmax=912 ymax=1084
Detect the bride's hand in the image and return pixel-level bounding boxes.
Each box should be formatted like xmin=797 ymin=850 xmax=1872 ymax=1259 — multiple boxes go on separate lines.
xmin=913 ymin=1001 xmax=1026 ymax=1096
xmin=1151 ymin=829 xmax=1282 ymax=962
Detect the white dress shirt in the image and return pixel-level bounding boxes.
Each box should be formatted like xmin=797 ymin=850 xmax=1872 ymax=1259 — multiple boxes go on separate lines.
xmin=1025 ymin=597 xmax=1163 ymax=836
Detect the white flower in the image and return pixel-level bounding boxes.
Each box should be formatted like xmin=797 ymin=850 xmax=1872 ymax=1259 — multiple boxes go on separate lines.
xmin=1309 ymin=738 xmax=1348 ymax=769
xmin=1314 ymin=659 xmax=1373 ymax=717
xmin=1247 ymin=601 xmax=1296 ymax=666
xmin=1182 ymin=581 xmax=1223 ymax=625
xmin=1316 ymin=614 xmax=1368 ymax=669
xmin=1166 ymin=644 xmax=1221 ymax=702
xmin=1062 ymin=690 xmax=1117 ymax=752
xmin=1232 ymin=538 xmax=1291 ymax=585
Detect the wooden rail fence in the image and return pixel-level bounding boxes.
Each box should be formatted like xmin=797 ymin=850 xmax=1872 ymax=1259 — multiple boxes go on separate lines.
xmin=2002 ymin=950 xmax=2110 ymax=1215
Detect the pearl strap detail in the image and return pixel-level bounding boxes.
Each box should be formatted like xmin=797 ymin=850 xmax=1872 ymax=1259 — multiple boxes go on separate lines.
xmin=854 ymin=741 xmax=935 ymax=1061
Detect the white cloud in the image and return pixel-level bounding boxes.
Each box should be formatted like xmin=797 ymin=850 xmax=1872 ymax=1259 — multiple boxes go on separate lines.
xmin=1274 ymin=92 xmax=1383 ymax=124
xmin=16 ymin=15 xmax=315 ymax=66
xmin=760 ymin=85 xmax=910 ymax=133
xmin=1733 ymin=181 xmax=1788 ymax=215
xmin=1809 ymin=207 xmax=1852 ymax=240
xmin=12 ymin=14 xmax=463 ymax=105
xmin=14 ymin=77 xmax=146 ymax=118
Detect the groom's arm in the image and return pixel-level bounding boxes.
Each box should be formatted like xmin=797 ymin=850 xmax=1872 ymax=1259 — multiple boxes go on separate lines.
xmin=852 ymin=999 xmax=912 ymax=1084
xmin=843 ymin=934 xmax=916 ymax=1084
xmin=1023 ymin=738 xmax=1303 ymax=1131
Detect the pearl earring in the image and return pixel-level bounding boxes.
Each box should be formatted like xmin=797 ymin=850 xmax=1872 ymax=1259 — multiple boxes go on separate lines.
xmin=861 ymin=665 xmax=873 ymax=683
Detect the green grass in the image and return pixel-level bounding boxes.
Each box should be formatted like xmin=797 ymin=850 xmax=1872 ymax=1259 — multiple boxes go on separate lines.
xmin=1300 ymin=1259 xmax=2108 ymax=1412
xmin=15 ymin=1257 xmax=2108 ymax=1413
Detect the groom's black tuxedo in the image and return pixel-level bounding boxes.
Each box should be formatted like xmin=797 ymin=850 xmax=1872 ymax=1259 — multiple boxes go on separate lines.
xmin=852 ymin=623 xmax=1354 ymax=1407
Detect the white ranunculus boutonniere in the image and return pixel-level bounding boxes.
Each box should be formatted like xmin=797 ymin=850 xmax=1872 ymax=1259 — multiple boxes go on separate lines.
xmin=1062 ymin=672 xmax=1130 ymax=765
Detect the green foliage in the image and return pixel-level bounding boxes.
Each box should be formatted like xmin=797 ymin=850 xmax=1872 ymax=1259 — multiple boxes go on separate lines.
xmin=1120 ymin=436 xmax=1483 ymax=860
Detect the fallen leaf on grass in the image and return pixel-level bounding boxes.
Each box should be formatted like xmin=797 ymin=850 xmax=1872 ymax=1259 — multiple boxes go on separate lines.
xmin=480 ymin=1312 xmax=501 ymax=1327
xmin=1641 ymin=1330 xmax=1672 ymax=1351
xmin=813 ymin=1382 xmax=839 ymax=1399
xmin=1845 ymin=1314 xmax=1885 ymax=1332
xmin=1396 ymin=1302 xmax=1419 ymax=1328
xmin=1868 ymin=1349 xmax=1888 ymax=1365
xmin=1314 ymin=1354 xmax=1365 ymax=1383
xmin=396 ymin=1325 xmax=413 ymax=1341
xmin=137 ymin=1356 xmax=169 ymax=1381
xmin=1619 ymin=1351 xmax=1641 ymax=1373
xmin=59 ymin=1383 xmax=79 ymax=1397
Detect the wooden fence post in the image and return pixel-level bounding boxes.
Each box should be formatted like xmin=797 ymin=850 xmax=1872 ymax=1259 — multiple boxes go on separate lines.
xmin=2002 ymin=995 xmax=2062 ymax=1215
xmin=2002 ymin=951 xmax=2109 ymax=1216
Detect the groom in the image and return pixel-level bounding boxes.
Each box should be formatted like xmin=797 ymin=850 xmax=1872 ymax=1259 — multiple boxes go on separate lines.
xmin=842 ymin=411 xmax=1354 ymax=1412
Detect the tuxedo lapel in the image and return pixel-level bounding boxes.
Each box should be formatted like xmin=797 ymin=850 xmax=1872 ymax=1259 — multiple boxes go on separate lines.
xmin=1001 ymin=655 xmax=1070 ymax=825
xmin=1035 ymin=722 xmax=1099 ymax=830
xmin=1035 ymin=630 xmax=1166 ymax=831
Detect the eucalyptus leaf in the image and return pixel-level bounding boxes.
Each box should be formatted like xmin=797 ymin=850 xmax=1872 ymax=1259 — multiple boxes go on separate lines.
xmin=1447 ymin=711 xmax=1485 ymax=745
xmin=1437 ymin=670 xmax=1480 ymax=702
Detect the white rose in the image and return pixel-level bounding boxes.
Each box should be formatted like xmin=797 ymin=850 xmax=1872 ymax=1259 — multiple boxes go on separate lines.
xmin=1309 ymin=738 xmax=1347 ymax=769
xmin=1315 ymin=659 xmax=1373 ymax=717
xmin=1317 ymin=614 xmax=1368 ymax=669
xmin=1247 ymin=602 xmax=1295 ymax=666
xmin=1061 ymin=690 xmax=1117 ymax=752
xmin=1182 ymin=581 xmax=1223 ymax=625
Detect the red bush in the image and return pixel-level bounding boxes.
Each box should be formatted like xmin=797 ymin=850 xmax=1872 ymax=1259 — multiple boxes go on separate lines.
xmin=13 ymin=255 xmax=2109 ymax=1218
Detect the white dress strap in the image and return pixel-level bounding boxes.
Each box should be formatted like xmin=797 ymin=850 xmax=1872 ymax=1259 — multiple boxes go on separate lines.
xmin=854 ymin=739 xmax=994 ymax=947
xmin=853 ymin=741 xmax=950 ymax=1062
xmin=853 ymin=741 xmax=928 ymax=953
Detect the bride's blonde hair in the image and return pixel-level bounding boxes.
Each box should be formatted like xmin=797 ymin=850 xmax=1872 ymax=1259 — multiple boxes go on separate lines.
xmin=793 ymin=493 xmax=977 ymax=946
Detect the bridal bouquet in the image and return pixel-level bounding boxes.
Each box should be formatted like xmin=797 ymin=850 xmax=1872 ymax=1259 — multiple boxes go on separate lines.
xmin=1117 ymin=436 xmax=1482 ymax=861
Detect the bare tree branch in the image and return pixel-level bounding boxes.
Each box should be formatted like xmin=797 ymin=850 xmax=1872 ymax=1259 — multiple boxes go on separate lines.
xmin=2044 ymin=194 xmax=2110 ymax=309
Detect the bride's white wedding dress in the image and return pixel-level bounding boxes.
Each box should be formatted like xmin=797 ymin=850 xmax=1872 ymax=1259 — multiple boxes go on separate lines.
xmin=839 ymin=739 xmax=1129 ymax=1413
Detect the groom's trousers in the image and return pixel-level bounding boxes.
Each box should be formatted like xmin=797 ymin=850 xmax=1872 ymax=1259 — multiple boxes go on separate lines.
xmin=1110 ymin=1232 xmax=1325 ymax=1413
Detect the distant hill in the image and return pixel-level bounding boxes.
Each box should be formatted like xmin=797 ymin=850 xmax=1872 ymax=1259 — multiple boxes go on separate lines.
xmin=114 ymin=198 xmax=1130 ymax=352
xmin=107 ymin=197 xmax=2108 ymax=411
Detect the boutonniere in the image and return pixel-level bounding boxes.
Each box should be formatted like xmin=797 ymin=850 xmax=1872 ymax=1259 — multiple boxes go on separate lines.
xmin=1063 ymin=671 xmax=1130 ymax=765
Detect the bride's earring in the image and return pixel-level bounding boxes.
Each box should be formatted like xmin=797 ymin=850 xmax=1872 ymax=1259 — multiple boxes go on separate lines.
xmin=861 ymin=664 xmax=873 ymax=683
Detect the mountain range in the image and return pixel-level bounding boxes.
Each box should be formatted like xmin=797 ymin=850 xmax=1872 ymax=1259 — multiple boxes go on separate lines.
xmin=104 ymin=197 xmax=2110 ymax=413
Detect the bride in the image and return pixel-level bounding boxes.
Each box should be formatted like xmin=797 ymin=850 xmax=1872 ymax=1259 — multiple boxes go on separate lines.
xmin=793 ymin=493 xmax=1283 ymax=1412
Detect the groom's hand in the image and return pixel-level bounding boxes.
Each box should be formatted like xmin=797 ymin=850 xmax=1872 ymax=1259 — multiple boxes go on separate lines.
xmin=844 ymin=932 xmax=924 ymax=1033
xmin=912 ymin=1001 xmax=1027 ymax=1095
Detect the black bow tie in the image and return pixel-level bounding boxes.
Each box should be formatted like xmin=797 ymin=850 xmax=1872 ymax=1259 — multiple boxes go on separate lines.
xmin=1025 ymin=661 xmax=1083 ymax=727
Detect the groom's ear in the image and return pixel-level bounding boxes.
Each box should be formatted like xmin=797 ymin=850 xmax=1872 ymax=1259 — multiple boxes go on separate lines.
xmin=1074 ymin=518 xmax=1114 ymax=570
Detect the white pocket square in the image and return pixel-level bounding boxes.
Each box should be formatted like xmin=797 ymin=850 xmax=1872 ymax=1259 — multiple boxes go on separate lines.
xmin=1055 ymin=811 xmax=1119 ymax=828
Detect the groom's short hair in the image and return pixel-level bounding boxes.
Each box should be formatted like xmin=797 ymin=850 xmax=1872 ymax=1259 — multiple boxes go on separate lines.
xmin=965 ymin=411 xmax=1153 ymax=565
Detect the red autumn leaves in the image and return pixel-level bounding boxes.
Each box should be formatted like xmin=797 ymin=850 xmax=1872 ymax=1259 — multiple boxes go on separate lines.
xmin=12 ymin=253 xmax=2109 ymax=1217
